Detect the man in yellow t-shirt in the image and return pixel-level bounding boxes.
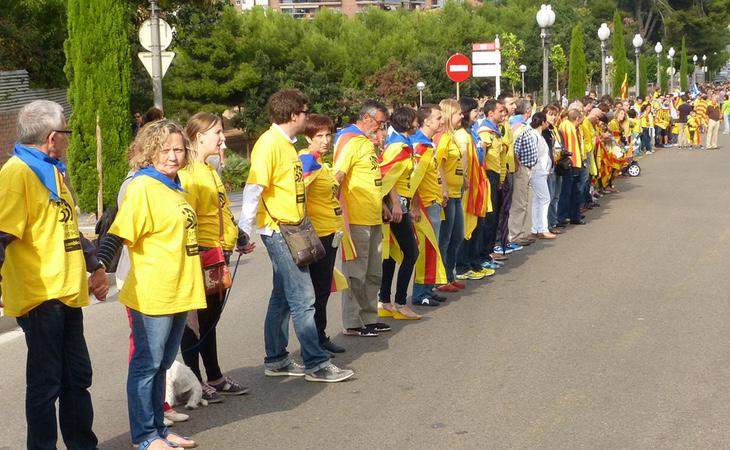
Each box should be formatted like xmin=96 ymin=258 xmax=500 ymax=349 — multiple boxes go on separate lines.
xmin=239 ymin=89 xmax=353 ymax=382
xmin=332 ymin=100 xmax=391 ymax=336
xmin=477 ymin=99 xmax=506 ymax=265
xmin=0 ymin=100 xmax=108 ymax=449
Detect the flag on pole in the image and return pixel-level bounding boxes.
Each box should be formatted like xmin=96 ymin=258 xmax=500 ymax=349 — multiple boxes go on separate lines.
xmin=620 ymin=73 xmax=629 ymax=99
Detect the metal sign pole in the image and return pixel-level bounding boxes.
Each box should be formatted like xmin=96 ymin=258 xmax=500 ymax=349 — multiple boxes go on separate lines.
xmin=150 ymin=0 xmax=164 ymax=111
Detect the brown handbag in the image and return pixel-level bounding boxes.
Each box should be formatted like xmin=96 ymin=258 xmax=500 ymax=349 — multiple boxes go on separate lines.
xmin=262 ymin=199 xmax=325 ymax=267
xmin=201 ymin=172 xmax=232 ymax=295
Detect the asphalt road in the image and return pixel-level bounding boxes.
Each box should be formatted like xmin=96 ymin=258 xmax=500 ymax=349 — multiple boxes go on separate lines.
xmin=2 ymin=134 xmax=730 ymax=449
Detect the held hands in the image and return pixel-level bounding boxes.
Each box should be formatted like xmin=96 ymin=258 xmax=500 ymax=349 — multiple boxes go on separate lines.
xmin=382 ymin=203 xmax=393 ymax=223
xmin=390 ymin=202 xmax=403 ymax=224
xmin=409 ymin=208 xmax=421 ymax=223
xmin=88 ymin=268 xmax=109 ymax=301
xmin=236 ymin=231 xmax=256 ymax=254
xmin=442 ymin=189 xmax=449 ymax=207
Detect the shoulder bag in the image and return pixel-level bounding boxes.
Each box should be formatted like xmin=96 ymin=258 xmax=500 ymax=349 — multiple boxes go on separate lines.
xmin=200 ymin=171 xmax=233 ymax=295
xmin=263 ymin=198 xmax=325 ymax=267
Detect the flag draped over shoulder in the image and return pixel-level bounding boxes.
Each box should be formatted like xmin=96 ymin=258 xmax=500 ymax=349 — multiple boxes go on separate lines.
xmin=379 ymin=131 xmax=413 ymax=264
xmin=333 ymin=124 xmax=369 ymax=262
xmin=458 ymin=129 xmax=487 ymax=240
xmin=299 ymin=151 xmax=322 ymax=188
xmin=409 ymin=131 xmax=447 ymax=285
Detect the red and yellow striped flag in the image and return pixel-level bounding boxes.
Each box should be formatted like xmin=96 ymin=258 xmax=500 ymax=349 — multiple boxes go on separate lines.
xmin=413 ymin=197 xmax=447 ymax=285
xmin=620 ymin=73 xmax=629 ymax=99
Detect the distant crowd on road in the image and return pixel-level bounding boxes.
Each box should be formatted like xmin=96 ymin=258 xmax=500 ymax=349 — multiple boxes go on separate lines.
xmin=0 ymin=80 xmax=728 ymax=449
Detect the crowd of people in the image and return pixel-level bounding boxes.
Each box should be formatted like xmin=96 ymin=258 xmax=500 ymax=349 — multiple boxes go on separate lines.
xmin=0 ymin=81 xmax=727 ymax=449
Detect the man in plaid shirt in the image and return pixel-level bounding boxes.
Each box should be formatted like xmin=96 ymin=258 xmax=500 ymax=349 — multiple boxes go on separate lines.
xmin=508 ymin=100 xmax=536 ymax=245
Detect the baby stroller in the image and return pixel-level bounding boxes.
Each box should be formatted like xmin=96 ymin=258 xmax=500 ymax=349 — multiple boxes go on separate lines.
xmin=619 ymin=135 xmax=641 ymax=177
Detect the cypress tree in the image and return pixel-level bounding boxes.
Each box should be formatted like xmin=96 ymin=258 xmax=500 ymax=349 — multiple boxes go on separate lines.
xmin=65 ymin=0 xmax=132 ymax=212
xmin=611 ymin=10 xmax=629 ymax=98
xmin=567 ymin=24 xmax=586 ymax=100
xmin=679 ymin=37 xmax=688 ymax=92
xmin=639 ymin=54 xmax=648 ymax=98
xmin=660 ymin=56 xmax=669 ymax=94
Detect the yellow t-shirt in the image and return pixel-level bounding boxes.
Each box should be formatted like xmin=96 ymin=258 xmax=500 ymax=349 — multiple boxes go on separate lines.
xmin=412 ymin=142 xmax=443 ymax=205
xmin=478 ymin=127 xmax=503 ymax=174
xmin=247 ymin=125 xmax=306 ymax=231
xmin=502 ymin=122 xmax=516 ymax=176
xmin=333 ymin=134 xmax=383 ymax=226
xmin=0 ymin=156 xmax=89 ymax=317
xmin=110 ymin=175 xmax=206 ymax=315
xmin=178 ymin=161 xmax=237 ymax=250
xmin=435 ymin=132 xmax=463 ymax=199
xmin=298 ymin=150 xmax=343 ymax=237
xmin=581 ymin=119 xmax=596 ymax=155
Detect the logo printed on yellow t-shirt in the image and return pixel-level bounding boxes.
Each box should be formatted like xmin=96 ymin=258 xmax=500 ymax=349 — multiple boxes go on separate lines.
xmin=57 ymin=198 xmax=81 ymax=252
xmin=181 ymin=203 xmax=199 ymax=256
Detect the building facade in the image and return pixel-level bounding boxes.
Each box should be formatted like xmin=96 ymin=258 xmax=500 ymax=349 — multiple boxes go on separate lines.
xmin=230 ymin=0 xmax=447 ymax=18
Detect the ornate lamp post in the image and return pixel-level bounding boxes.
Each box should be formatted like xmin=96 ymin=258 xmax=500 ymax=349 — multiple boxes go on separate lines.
xmin=519 ymin=64 xmax=527 ymax=97
xmin=605 ymin=56 xmax=614 ymax=94
xmin=702 ymin=54 xmax=707 ymax=84
xmin=632 ymin=34 xmax=643 ymax=98
xmin=416 ymin=81 xmax=425 ymax=106
xmin=692 ymin=54 xmax=698 ymax=86
xmin=598 ymin=23 xmax=611 ymax=96
xmin=668 ymin=47 xmax=676 ymax=93
xmin=654 ymin=42 xmax=663 ymax=91
xmin=536 ymin=4 xmax=556 ymax=106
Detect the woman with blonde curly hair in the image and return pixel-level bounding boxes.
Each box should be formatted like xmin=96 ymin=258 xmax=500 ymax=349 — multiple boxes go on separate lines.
xmin=97 ymin=119 xmax=205 ymax=450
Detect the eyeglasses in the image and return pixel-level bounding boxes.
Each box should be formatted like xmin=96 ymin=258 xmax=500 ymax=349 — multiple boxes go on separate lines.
xmin=299 ymin=109 xmax=311 ymax=116
xmin=53 ymin=129 xmax=72 ymax=135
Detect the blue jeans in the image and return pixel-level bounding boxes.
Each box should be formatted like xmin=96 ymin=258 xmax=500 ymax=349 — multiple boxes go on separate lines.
xmin=578 ymin=164 xmax=591 ymax=206
xmin=724 ymin=114 xmax=730 ymax=134
xmin=547 ymin=173 xmax=561 ymax=228
xmin=413 ymin=203 xmax=442 ymax=301
xmin=558 ymin=167 xmax=582 ymax=223
xmin=127 ymin=309 xmax=187 ymax=444
xmin=17 ymin=300 xmax=97 ymax=450
xmin=439 ymin=197 xmax=464 ymax=283
xmin=262 ymin=232 xmax=330 ymax=373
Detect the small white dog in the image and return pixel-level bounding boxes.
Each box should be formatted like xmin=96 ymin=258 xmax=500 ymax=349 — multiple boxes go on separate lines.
xmin=165 ymin=360 xmax=208 ymax=410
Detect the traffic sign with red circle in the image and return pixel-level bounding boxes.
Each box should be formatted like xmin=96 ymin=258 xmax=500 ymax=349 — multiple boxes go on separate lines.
xmin=445 ymin=53 xmax=472 ymax=83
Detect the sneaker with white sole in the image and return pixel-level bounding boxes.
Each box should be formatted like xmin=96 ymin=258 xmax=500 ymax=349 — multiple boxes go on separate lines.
xmin=201 ymin=383 xmax=224 ymax=404
xmin=209 ymin=376 xmax=249 ymax=396
xmin=304 ymin=363 xmax=354 ymax=383
xmin=493 ymin=245 xmax=513 ymax=255
xmin=264 ymin=361 xmax=306 ymax=377
xmin=164 ymin=409 xmax=189 ymax=423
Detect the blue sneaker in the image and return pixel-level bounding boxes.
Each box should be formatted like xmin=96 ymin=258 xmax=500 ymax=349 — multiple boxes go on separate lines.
xmin=506 ymin=242 xmax=524 ymax=251
xmin=481 ymin=260 xmax=502 ymax=270
xmin=493 ymin=245 xmax=513 ymax=255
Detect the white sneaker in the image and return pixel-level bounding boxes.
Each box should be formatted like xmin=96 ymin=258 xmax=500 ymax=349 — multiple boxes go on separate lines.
xmin=163 ymin=417 xmax=174 ymax=427
xmin=164 ymin=409 xmax=189 ymax=422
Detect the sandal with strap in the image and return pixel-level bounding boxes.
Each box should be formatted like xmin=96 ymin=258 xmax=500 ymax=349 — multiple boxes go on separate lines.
xmin=165 ymin=432 xmax=197 ymax=449
xmin=133 ymin=437 xmax=178 ymax=450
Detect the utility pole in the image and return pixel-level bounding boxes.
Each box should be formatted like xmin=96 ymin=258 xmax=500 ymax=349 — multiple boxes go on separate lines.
xmin=150 ymin=0 xmax=163 ymax=111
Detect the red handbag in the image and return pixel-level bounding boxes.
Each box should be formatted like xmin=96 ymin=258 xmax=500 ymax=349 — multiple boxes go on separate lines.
xmin=200 ymin=170 xmax=232 ymax=295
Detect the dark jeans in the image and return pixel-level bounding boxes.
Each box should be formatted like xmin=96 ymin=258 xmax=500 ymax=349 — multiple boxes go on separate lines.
xmin=438 ymin=197 xmax=465 ymax=283
xmin=180 ymin=291 xmax=225 ymax=383
xmin=456 ymin=217 xmax=485 ymax=273
xmin=558 ymin=167 xmax=582 ymax=223
xmin=308 ymin=233 xmax=337 ymax=342
xmin=17 ymin=300 xmax=98 ymax=450
xmin=579 ymin=165 xmax=591 ymax=206
xmin=380 ymin=213 xmax=418 ymax=305
xmin=640 ymin=129 xmax=652 ymax=153
xmin=481 ymin=170 xmax=502 ymax=260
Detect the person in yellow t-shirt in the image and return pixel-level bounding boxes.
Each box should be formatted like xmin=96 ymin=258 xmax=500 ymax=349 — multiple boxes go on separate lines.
xmin=298 ymin=114 xmax=345 ymax=354
xmin=178 ymin=112 xmax=250 ymax=400
xmin=435 ymin=98 xmax=467 ymax=289
xmin=238 ymin=89 xmax=354 ymax=382
xmin=0 ymin=100 xmax=108 ymax=449
xmin=332 ymin=100 xmax=391 ymax=336
xmin=96 ymin=119 xmax=204 ymax=449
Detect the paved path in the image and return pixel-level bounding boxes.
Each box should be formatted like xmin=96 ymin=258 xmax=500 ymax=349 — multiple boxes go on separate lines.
xmin=2 ymin=135 xmax=730 ymax=449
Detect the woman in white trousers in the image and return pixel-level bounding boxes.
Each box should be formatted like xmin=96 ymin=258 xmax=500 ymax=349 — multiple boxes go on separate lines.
xmin=527 ymin=112 xmax=556 ymax=239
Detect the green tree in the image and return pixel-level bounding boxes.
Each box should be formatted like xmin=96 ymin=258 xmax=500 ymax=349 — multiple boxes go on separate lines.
xmin=567 ymin=24 xmax=587 ymax=100
xmin=679 ymin=36 xmax=688 ymax=92
xmin=549 ymin=44 xmax=567 ymax=100
xmin=0 ymin=0 xmax=67 ymax=88
xmin=500 ymin=32 xmax=526 ymax=96
xmin=639 ymin=54 xmax=648 ymax=98
xmin=65 ymin=0 xmax=132 ymax=212
xmin=660 ymin=56 xmax=669 ymax=93
xmin=611 ymin=10 xmax=630 ymax=98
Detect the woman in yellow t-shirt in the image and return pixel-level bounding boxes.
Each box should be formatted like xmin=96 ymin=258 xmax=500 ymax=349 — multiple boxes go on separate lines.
xmin=97 ymin=120 xmax=205 ymax=450
xmin=298 ymin=114 xmax=346 ymax=354
xmin=178 ymin=112 xmax=249 ymax=402
xmin=434 ymin=98 xmax=467 ymax=290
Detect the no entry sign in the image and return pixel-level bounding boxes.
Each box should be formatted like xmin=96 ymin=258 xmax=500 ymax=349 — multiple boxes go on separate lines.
xmin=446 ymin=53 xmax=472 ymax=83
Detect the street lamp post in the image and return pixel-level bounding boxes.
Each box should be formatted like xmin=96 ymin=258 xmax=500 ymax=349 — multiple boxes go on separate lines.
xmin=598 ymin=23 xmax=610 ymax=96
xmin=703 ymin=54 xmax=707 ymax=84
xmin=605 ymin=56 xmax=614 ymax=94
xmin=536 ymin=4 xmax=556 ymax=106
xmin=654 ymin=42 xmax=663 ymax=92
xmin=632 ymin=34 xmax=643 ymax=99
xmin=416 ymin=81 xmax=426 ymax=106
xmin=519 ymin=64 xmax=527 ymax=97
xmin=692 ymin=54 xmax=698 ymax=86
xmin=149 ymin=0 xmax=164 ymax=111
xmin=668 ymin=47 xmax=675 ymax=94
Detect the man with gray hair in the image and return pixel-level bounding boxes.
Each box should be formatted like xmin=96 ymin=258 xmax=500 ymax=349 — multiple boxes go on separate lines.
xmin=0 ymin=100 xmax=108 ymax=449
xmin=333 ymin=100 xmax=392 ymax=337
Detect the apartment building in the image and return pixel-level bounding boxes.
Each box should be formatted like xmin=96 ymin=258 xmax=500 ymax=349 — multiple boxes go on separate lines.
xmin=230 ymin=0 xmax=448 ymax=18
